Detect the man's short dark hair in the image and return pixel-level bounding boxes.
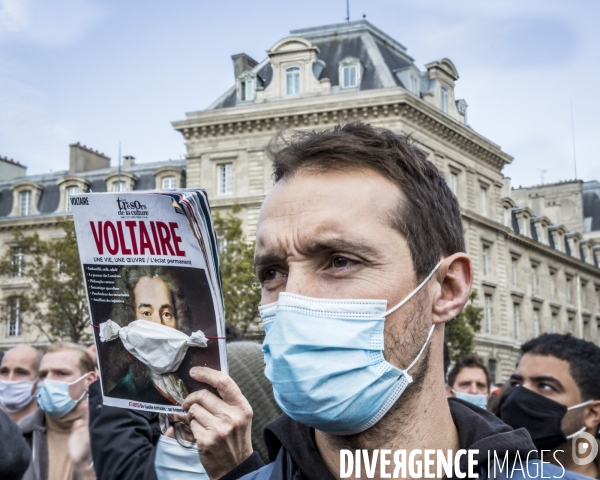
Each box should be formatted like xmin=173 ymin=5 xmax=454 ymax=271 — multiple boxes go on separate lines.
xmin=447 ymin=355 xmax=490 ymax=391
xmin=521 ymin=333 xmax=600 ymax=401
xmin=271 ymin=123 xmax=465 ymax=282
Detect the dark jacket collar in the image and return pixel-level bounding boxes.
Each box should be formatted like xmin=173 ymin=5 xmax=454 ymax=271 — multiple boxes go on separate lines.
xmin=263 ymin=397 xmax=537 ymax=480
xmin=18 ymin=408 xmax=46 ymax=435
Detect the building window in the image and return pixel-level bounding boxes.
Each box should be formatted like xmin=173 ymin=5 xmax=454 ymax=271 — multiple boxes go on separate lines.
xmin=550 ymin=271 xmax=556 ymax=299
xmin=551 ymin=312 xmax=558 ymax=334
xmin=533 ymin=309 xmax=540 ymax=337
xmin=441 ymin=86 xmax=449 ymax=113
xmin=7 ymin=297 xmax=22 ymax=337
xmin=19 ymin=190 xmax=32 ymax=216
xmin=449 ymin=172 xmax=457 ymax=194
xmin=484 ymin=294 xmax=492 ymax=333
xmin=566 ymin=276 xmax=572 ymax=304
xmin=568 ymin=316 xmax=574 ymax=334
xmin=479 ymin=187 xmax=487 ymax=215
xmin=410 ymin=74 xmax=419 ymax=95
xmin=112 ymin=181 xmax=126 ymax=192
xmin=241 ymin=78 xmax=255 ymax=101
xmin=513 ymin=303 xmax=520 ymax=340
xmin=531 ymin=265 xmax=538 ymax=296
xmin=285 ymin=67 xmax=300 ymax=95
xmin=521 ymin=217 xmax=528 ymax=237
xmin=503 ymin=207 xmax=510 ymax=227
xmin=482 ymin=245 xmax=490 ymax=276
xmin=66 ymin=186 xmax=79 ymax=212
xmin=217 ymin=163 xmax=233 ymax=195
xmin=341 ymin=65 xmax=358 ymax=88
xmin=162 ymin=177 xmax=177 ymax=189
xmin=12 ymin=248 xmax=24 ymax=278
xmin=511 ymin=258 xmax=518 ymax=288
xmin=488 ymin=359 xmax=497 ymax=385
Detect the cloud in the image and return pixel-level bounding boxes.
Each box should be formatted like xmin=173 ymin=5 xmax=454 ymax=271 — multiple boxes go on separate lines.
xmin=0 ymin=0 xmax=108 ymax=49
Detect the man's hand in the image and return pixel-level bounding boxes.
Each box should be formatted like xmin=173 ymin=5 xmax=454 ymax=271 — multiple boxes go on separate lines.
xmin=182 ymin=367 xmax=254 ymax=480
xmin=68 ymin=400 xmax=94 ymax=479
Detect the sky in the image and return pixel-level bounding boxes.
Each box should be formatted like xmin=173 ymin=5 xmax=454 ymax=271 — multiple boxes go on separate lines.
xmin=0 ymin=0 xmax=598 ymax=188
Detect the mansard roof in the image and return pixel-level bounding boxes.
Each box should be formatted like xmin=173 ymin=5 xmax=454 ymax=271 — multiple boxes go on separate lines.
xmin=209 ymin=20 xmax=418 ymax=110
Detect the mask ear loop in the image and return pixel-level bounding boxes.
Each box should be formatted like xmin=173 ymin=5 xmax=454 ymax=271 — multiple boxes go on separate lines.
xmin=384 ymin=259 xmax=444 ymax=317
xmin=382 ymin=259 xmax=443 ymax=374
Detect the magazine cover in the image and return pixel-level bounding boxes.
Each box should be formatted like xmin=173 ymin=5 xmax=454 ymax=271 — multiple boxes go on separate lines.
xmin=71 ymin=191 xmax=226 ymax=414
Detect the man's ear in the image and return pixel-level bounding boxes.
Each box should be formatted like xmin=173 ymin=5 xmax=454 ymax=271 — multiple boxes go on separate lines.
xmin=85 ymin=371 xmax=98 ymax=389
xmin=445 ymin=385 xmax=455 ymax=398
xmin=583 ymin=400 xmax=600 ymax=431
xmin=432 ymin=253 xmax=473 ymax=325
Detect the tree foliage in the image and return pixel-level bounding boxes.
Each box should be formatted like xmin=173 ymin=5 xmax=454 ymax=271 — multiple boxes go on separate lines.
xmin=213 ymin=205 xmax=261 ymax=336
xmin=445 ymin=289 xmax=484 ymax=362
xmin=0 ymin=220 xmax=91 ymax=344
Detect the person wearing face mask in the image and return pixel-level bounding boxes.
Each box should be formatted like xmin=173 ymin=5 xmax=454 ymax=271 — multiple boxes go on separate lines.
xmin=0 ymin=345 xmax=42 ymax=423
xmin=19 ymin=342 xmax=97 ymax=480
xmin=179 ymin=124 xmax=564 ymax=480
xmin=446 ymin=355 xmax=491 ymax=410
xmin=501 ymin=334 xmax=600 ymax=479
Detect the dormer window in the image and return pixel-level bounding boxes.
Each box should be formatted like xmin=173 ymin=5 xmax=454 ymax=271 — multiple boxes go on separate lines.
xmin=341 ymin=65 xmax=358 ymax=88
xmin=162 ymin=177 xmax=177 ymax=189
xmin=241 ymin=78 xmax=254 ymax=101
xmin=112 ymin=181 xmax=126 ymax=192
xmin=20 ymin=191 xmax=31 ymax=216
xmin=286 ymin=67 xmax=301 ymax=95
xmin=410 ymin=74 xmax=419 ymax=95
xmin=441 ymin=86 xmax=449 ymax=113
xmin=237 ymin=72 xmax=256 ymax=102
xmin=66 ymin=186 xmax=79 ymax=213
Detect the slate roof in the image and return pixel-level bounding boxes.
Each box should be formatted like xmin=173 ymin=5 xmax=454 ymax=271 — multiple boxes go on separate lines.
xmin=0 ymin=159 xmax=185 ymax=221
xmin=209 ymin=20 xmax=417 ymax=110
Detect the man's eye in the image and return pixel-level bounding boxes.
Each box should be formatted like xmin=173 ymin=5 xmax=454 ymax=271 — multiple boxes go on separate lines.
xmin=332 ymin=256 xmax=353 ymax=268
xmin=262 ymin=269 xmax=279 ymax=281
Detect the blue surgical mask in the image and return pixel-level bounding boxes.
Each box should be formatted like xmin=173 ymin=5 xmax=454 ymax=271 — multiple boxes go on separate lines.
xmin=36 ymin=373 xmax=89 ymax=419
xmin=260 ymin=260 xmax=443 ymax=435
xmin=154 ymin=435 xmax=208 ymax=480
xmin=452 ymin=390 xmax=488 ymax=410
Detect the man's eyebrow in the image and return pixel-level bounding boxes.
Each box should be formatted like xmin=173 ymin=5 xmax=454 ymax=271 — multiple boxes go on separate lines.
xmin=254 ymin=239 xmax=381 ymax=269
xmin=509 ymin=374 xmax=524 ymax=382
xmin=138 ymin=303 xmax=152 ymax=309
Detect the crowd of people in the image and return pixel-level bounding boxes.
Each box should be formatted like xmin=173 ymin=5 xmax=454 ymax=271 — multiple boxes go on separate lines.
xmin=1 ymin=123 xmax=599 ymax=480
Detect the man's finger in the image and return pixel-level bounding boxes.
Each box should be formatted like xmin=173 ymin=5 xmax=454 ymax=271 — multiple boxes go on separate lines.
xmin=187 ymin=367 xmax=250 ymax=409
xmin=187 ymin=402 xmax=221 ymax=430
xmin=182 ymin=387 xmax=228 ymax=415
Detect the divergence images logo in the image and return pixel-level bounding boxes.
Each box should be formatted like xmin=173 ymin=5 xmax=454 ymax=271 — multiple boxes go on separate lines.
xmin=116 ymin=197 xmax=149 ymax=216
xmin=572 ymin=431 xmax=598 ymax=466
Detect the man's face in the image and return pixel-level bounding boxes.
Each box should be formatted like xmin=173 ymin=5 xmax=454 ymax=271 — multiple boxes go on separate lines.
xmin=39 ymin=350 xmax=90 ymax=401
xmin=0 ymin=346 xmax=39 ymax=382
xmin=255 ymin=169 xmax=430 ymax=368
xmin=510 ymin=353 xmax=583 ymax=434
xmin=134 ymin=276 xmax=177 ymax=328
xmin=451 ymin=366 xmax=489 ymax=395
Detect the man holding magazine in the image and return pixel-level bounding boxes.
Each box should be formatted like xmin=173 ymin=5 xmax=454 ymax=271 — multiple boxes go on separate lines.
xmin=182 ymin=123 xmax=582 ymax=480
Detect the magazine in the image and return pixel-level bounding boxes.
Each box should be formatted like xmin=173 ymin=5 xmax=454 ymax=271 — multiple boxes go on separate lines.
xmin=71 ymin=190 xmax=226 ymax=413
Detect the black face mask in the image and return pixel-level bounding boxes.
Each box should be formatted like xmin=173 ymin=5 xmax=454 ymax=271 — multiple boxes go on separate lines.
xmin=500 ymin=386 xmax=568 ymax=451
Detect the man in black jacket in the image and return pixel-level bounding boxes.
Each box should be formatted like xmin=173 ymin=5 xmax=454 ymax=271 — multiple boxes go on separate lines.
xmin=182 ymin=124 xmax=562 ymax=480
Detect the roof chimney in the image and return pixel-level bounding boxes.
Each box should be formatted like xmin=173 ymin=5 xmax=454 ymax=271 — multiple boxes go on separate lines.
xmin=123 ymin=155 xmax=135 ymax=167
xmin=231 ymin=53 xmax=258 ymax=79
xmin=0 ymin=155 xmax=27 ymax=180
xmin=69 ymin=143 xmax=110 ymax=173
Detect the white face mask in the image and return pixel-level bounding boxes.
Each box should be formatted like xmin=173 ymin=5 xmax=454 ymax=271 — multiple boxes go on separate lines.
xmin=154 ymin=435 xmax=208 ymax=480
xmin=99 ymin=319 xmax=209 ymax=375
xmin=0 ymin=379 xmax=37 ymax=412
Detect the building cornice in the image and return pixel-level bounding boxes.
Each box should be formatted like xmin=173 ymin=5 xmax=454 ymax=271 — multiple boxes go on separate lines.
xmin=0 ymin=215 xmax=70 ymax=232
xmin=462 ymin=210 xmax=600 ymax=276
xmin=172 ymin=88 xmax=512 ymax=172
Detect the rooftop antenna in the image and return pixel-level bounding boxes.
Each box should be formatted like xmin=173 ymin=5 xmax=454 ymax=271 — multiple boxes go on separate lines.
xmin=570 ymin=101 xmax=577 ymax=179
xmin=345 ymin=0 xmax=350 ymax=22
xmin=539 ymin=169 xmax=547 ymax=184
xmin=118 ymin=141 xmax=122 ymax=191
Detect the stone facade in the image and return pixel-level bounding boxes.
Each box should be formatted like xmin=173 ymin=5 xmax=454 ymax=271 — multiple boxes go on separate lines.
xmin=0 ymin=144 xmax=185 ymax=350
xmin=173 ymin=20 xmax=600 ymax=383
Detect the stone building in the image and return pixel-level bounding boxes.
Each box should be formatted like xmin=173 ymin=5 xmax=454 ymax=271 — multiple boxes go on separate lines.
xmin=0 ymin=145 xmax=185 ymax=350
xmin=173 ymin=20 xmax=600 ymax=382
